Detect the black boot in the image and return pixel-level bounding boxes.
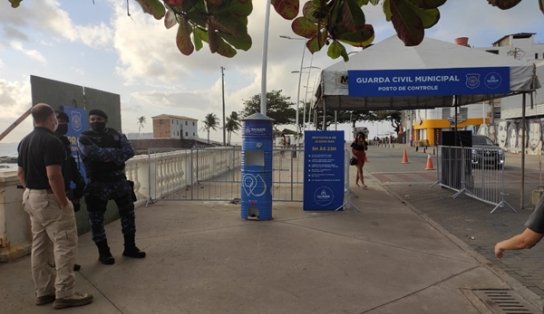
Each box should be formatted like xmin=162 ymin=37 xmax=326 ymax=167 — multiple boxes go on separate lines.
xmin=122 ymin=234 xmax=146 ymax=258
xmin=96 ymin=240 xmax=115 ymax=265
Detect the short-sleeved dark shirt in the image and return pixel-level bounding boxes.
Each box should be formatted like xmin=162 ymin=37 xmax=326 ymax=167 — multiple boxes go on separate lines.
xmin=351 ymin=142 xmax=367 ymax=151
xmin=17 ymin=127 xmax=66 ymax=189
xmin=525 ymin=195 xmax=544 ymax=234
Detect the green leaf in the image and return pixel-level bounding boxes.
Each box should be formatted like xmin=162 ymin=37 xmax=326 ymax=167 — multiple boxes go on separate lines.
xmin=327 ymin=40 xmax=346 ymax=59
xmin=215 ymin=39 xmax=237 ymax=57
xmin=8 ymin=0 xmax=22 ymax=8
xmin=272 ymin=0 xmax=300 ymax=20
xmin=292 ymin=16 xmax=318 ymax=39
xmin=487 ymin=0 xmax=522 ymax=10
xmin=306 ymin=30 xmax=327 ymax=53
xmin=410 ymin=0 xmax=446 ymax=9
xmin=221 ymin=32 xmax=252 ymax=50
xmin=135 ymin=0 xmax=166 ymax=20
xmin=390 ymin=0 xmax=425 ymax=46
xmin=336 ymin=24 xmax=374 ymax=47
xmin=211 ymin=14 xmax=247 ymax=36
xmin=164 ymin=9 xmax=178 ymax=29
xmin=194 ymin=27 xmax=204 ymax=51
xmin=176 ymin=17 xmax=194 ymax=55
xmin=219 ymin=0 xmax=253 ymax=17
xmin=384 ymin=0 xmax=392 ymax=21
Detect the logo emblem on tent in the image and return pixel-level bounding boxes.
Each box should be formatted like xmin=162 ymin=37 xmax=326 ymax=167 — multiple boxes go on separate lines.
xmin=465 ymin=73 xmax=480 ymax=89
xmin=484 ymin=72 xmax=502 ymax=89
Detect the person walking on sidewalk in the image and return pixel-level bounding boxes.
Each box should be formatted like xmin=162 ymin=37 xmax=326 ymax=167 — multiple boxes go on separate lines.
xmin=78 ymin=109 xmax=145 ymax=265
xmin=351 ymin=132 xmax=368 ymax=189
xmin=495 ymin=195 xmax=544 ymax=258
xmin=17 ymin=103 xmax=93 ymax=309
xmin=55 ymin=111 xmax=86 ymax=272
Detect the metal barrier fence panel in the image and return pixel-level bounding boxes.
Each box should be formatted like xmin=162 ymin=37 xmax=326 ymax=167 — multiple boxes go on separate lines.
xmin=438 ymin=145 xmax=512 ymax=212
xmin=146 ymin=146 xmax=306 ymax=202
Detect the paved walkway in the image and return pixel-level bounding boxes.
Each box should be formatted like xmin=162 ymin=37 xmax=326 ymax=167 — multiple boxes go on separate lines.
xmin=0 ymin=145 xmax=543 ymax=313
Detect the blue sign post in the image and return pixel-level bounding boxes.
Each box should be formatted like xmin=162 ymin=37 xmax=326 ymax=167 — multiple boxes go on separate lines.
xmin=240 ymin=113 xmax=273 ymax=220
xmin=348 ymin=67 xmax=510 ymax=97
xmin=303 ymin=131 xmax=345 ymax=211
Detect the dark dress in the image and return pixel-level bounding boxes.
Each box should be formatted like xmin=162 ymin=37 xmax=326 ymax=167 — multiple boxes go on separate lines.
xmin=351 ymin=141 xmax=367 ymax=167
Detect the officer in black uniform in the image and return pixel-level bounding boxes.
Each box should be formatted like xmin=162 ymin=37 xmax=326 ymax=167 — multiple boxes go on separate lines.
xmin=55 ymin=111 xmax=86 ymax=271
xmin=78 ymin=109 xmax=145 ymax=265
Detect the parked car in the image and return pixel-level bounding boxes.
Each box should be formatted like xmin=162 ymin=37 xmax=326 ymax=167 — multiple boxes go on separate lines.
xmin=471 ymin=135 xmax=505 ymax=169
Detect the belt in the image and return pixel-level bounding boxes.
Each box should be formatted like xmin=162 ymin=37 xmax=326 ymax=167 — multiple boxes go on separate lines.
xmin=27 ymin=188 xmax=54 ymax=194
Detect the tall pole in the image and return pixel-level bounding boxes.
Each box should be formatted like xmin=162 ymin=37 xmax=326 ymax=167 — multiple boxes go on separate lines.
xmin=295 ymin=45 xmax=306 ymax=135
xmin=221 ymin=66 xmax=226 ymax=146
xmin=261 ymin=0 xmax=272 ymax=115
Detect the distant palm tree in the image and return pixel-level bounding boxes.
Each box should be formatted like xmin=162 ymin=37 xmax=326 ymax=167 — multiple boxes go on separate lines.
xmin=225 ymin=111 xmax=241 ymax=145
xmin=202 ymin=113 xmax=219 ymax=143
xmin=137 ymin=116 xmax=146 ymax=135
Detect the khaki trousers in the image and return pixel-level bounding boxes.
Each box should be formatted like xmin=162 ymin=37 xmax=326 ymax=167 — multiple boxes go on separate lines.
xmin=22 ymin=189 xmax=77 ymax=299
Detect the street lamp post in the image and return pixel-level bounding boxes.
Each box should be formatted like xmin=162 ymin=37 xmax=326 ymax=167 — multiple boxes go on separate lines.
xmin=280 ymin=35 xmax=306 ymax=136
xmin=261 ymin=0 xmax=272 ymax=115
xmin=221 ymin=66 xmax=226 ymax=146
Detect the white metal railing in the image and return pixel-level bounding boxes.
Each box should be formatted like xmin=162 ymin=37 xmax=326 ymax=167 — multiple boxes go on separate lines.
xmin=438 ymin=145 xmax=515 ymax=213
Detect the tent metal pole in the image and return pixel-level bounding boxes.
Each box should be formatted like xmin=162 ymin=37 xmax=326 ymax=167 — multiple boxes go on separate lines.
xmin=322 ymin=102 xmax=326 ymax=130
xmin=521 ymin=92 xmax=526 ymax=210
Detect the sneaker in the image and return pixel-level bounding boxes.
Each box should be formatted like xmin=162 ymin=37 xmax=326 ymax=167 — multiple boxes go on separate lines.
xmin=35 ymin=294 xmax=55 ymax=305
xmin=53 ymin=292 xmax=93 ymax=309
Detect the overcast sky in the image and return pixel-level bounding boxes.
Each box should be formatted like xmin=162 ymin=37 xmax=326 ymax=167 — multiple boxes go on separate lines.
xmin=0 ymin=0 xmax=543 ymax=143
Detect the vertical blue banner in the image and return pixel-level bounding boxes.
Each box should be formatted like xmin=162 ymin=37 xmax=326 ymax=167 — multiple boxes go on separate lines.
xmin=62 ymin=106 xmax=88 ymax=181
xmin=303 ymin=131 xmax=345 ymax=211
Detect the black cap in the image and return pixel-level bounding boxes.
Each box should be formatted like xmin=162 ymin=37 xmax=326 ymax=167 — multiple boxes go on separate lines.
xmin=88 ymin=109 xmax=108 ymax=120
xmin=56 ymin=111 xmax=69 ymax=122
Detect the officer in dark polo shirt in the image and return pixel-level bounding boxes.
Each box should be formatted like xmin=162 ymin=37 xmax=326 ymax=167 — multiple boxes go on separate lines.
xmin=495 ymin=195 xmax=544 ymax=258
xmin=17 ymin=103 xmax=93 ymax=309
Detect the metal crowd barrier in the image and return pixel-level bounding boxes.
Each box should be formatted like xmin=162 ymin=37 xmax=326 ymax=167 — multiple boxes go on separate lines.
xmin=438 ymin=145 xmax=515 ymax=213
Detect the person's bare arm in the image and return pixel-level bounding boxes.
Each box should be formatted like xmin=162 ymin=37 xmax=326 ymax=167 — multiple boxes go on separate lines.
xmin=494 ymin=228 xmax=544 ymax=258
xmin=17 ymin=166 xmax=26 ymax=188
xmin=46 ymin=165 xmax=69 ymax=208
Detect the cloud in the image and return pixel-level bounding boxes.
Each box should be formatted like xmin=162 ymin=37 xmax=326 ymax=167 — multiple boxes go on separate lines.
xmin=0 ymin=0 xmax=113 ymax=49
xmin=0 ymin=79 xmax=33 ymax=142
xmin=10 ymin=41 xmax=47 ymax=64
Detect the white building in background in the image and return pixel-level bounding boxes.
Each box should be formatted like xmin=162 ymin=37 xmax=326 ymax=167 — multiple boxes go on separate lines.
xmin=408 ymin=33 xmax=544 ymax=151
xmin=152 ymin=114 xmax=199 ymax=140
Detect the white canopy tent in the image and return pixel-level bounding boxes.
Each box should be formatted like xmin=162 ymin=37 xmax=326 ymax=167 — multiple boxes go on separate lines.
xmin=315 ymin=36 xmax=538 ymax=112
xmin=314 ymin=36 xmax=540 ymax=210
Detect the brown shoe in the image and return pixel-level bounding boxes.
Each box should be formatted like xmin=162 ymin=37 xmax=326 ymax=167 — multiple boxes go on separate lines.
xmin=53 ymin=292 xmax=93 ymax=309
xmin=35 ymin=294 xmax=55 ymax=305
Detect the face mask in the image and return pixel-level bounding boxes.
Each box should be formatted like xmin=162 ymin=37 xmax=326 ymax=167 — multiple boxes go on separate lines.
xmin=90 ymin=122 xmax=106 ymax=133
xmin=56 ymin=123 xmax=68 ymax=135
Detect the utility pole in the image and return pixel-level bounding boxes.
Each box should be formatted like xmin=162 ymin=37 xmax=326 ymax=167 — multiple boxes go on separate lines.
xmin=221 ymin=66 xmax=226 ymax=146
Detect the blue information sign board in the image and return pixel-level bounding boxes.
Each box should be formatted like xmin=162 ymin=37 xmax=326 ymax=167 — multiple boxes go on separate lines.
xmin=348 ymin=67 xmax=510 ymax=97
xmin=303 ymin=131 xmax=345 ymax=211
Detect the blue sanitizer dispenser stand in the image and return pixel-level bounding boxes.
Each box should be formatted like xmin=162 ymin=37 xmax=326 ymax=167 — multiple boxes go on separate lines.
xmin=241 ymin=113 xmax=273 ymax=220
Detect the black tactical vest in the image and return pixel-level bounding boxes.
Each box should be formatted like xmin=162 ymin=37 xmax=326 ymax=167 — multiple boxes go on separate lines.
xmin=81 ymin=128 xmax=125 ymax=181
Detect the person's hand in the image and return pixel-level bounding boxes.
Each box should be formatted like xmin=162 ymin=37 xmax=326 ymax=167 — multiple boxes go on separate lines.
xmin=494 ymin=243 xmax=504 ymax=258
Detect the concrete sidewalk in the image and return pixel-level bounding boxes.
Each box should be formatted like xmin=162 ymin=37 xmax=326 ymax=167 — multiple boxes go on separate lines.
xmin=1 ymin=164 xmax=543 ymax=313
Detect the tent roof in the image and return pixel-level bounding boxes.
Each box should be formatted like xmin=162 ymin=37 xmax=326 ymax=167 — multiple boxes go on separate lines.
xmin=316 ymin=36 xmax=539 ymax=111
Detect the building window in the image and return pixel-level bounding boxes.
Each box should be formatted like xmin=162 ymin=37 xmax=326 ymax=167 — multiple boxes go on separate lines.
xmin=171 ymin=120 xmax=174 ymax=124
xmin=185 ymin=121 xmax=188 ymax=126
xmin=536 ymin=53 xmax=539 ymax=59
xmin=193 ymin=132 xmax=195 ymax=136
xmin=193 ymin=122 xmax=195 ymax=126
xmin=185 ymin=132 xmax=188 ymax=136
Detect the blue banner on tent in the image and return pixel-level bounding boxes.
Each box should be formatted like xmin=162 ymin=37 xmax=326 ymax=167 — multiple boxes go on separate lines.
xmin=348 ymin=67 xmax=510 ymax=97
xmin=303 ymin=131 xmax=344 ymax=211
